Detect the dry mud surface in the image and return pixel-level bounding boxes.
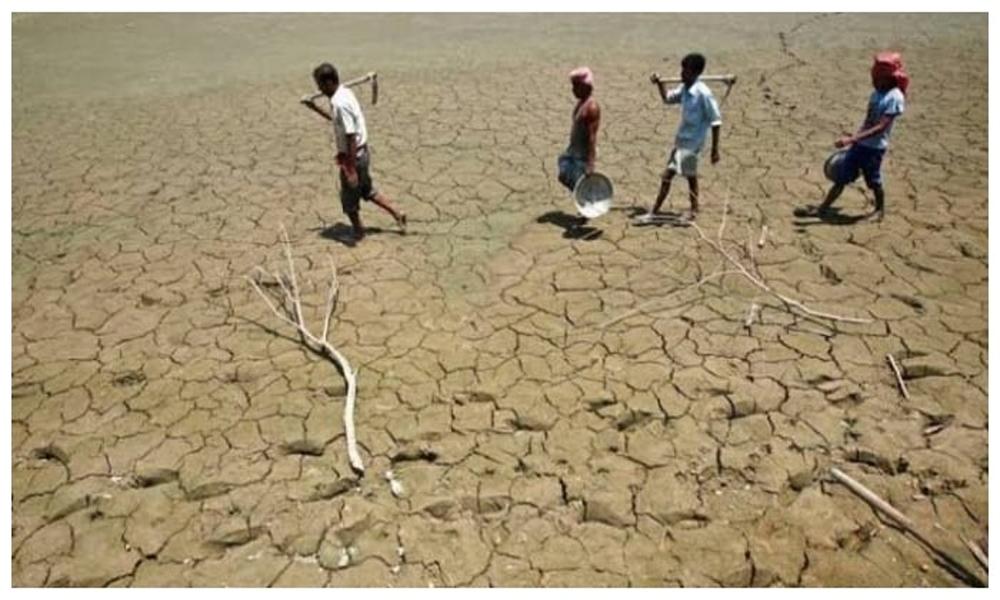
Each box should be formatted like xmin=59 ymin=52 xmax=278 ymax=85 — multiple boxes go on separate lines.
xmin=11 ymin=14 xmax=987 ymax=587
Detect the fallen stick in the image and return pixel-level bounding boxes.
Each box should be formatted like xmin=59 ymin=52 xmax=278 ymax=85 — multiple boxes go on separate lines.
xmin=603 ymin=189 xmax=871 ymax=332
xmin=248 ymin=226 xmax=365 ymax=475
xmin=745 ymin=302 xmax=759 ymax=328
xmin=923 ymin=422 xmax=950 ymax=436
xmin=830 ymin=467 xmax=916 ymax=528
xmin=962 ymin=537 xmax=988 ymax=573
xmin=689 ymin=218 xmax=872 ymax=324
xmin=604 ymin=182 xmax=876 ymax=334
xmin=887 ymin=353 xmax=911 ymax=400
xmin=385 ymin=470 xmax=405 ymax=498
xmin=829 ymin=467 xmax=984 ymax=587
xmin=685 ymin=188 xmax=872 ymax=325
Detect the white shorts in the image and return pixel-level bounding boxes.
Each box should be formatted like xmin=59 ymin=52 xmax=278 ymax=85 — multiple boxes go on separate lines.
xmin=666 ymin=147 xmax=700 ymax=177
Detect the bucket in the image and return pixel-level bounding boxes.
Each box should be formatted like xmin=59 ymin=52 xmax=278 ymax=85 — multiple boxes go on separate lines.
xmin=573 ymin=172 xmax=614 ymax=219
xmin=823 ymin=149 xmax=848 ymax=182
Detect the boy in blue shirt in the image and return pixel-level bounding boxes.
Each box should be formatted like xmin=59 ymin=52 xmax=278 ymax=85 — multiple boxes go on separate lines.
xmin=812 ymin=53 xmax=908 ymax=222
xmin=646 ymin=53 xmax=723 ymax=221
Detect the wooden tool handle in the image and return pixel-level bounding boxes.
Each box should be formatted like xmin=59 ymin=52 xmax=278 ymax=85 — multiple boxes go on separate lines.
xmin=652 ymin=74 xmax=737 ymax=85
xmin=343 ymin=71 xmax=376 ymax=88
xmin=302 ymin=71 xmax=378 ymax=103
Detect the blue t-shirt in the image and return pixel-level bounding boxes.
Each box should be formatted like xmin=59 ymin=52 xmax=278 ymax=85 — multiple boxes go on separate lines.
xmin=857 ymin=88 xmax=905 ymax=150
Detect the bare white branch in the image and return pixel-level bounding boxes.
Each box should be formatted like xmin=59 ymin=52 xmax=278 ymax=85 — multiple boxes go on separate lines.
xmin=962 ymin=537 xmax=988 ymax=573
xmin=248 ymin=227 xmax=364 ymax=475
xmin=279 ymin=225 xmax=306 ymax=330
xmin=246 ymin=275 xmax=301 ymax=332
xmin=830 ymin=467 xmax=984 ymax=585
xmin=887 ymin=353 xmax=911 ymax=400
xmin=322 ymin=255 xmax=340 ymax=343
xmin=688 ymin=196 xmax=872 ymax=325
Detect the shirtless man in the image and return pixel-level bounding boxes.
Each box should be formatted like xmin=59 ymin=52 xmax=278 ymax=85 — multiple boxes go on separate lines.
xmin=557 ymin=67 xmax=601 ymax=194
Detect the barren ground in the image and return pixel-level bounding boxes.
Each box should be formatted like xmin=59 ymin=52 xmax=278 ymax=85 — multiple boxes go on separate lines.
xmin=11 ymin=13 xmax=988 ymax=587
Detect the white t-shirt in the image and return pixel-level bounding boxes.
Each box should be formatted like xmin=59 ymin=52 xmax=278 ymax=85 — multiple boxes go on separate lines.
xmin=329 ymin=86 xmax=368 ymax=154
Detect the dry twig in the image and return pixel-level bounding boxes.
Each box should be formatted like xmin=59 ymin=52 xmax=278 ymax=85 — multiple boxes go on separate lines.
xmin=687 ymin=195 xmax=872 ymax=325
xmin=597 ymin=193 xmax=870 ymax=331
xmin=247 ymin=225 xmax=365 ymax=474
xmin=757 ymin=224 xmax=769 ymax=248
xmin=830 ymin=467 xmax=984 ymax=586
xmin=962 ymin=537 xmax=988 ymax=573
xmin=887 ymin=353 xmax=911 ymax=400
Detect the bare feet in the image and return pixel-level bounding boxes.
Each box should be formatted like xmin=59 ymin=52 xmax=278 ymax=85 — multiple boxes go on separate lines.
xmin=396 ymin=212 xmax=407 ymax=234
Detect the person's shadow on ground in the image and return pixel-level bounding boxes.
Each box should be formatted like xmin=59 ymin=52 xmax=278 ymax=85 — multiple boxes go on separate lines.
xmin=315 ymin=222 xmax=389 ymax=247
xmin=792 ymin=205 xmax=870 ymax=227
xmin=625 ymin=206 xmax=691 ymax=228
xmin=537 ymin=210 xmax=603 ymax=240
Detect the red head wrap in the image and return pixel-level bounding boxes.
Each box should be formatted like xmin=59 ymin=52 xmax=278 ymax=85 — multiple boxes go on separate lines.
xmin=872 ymin=51 xmax=909 ymax=96
xmin=569 ymin=66 xmax=594 ymax=87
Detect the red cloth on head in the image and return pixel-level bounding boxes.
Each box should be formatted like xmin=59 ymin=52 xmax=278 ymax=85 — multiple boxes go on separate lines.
xmin=569 ymin=66 xmax=594 ymax=87
xmin=872 ymin=51 xmax=910 ymax=96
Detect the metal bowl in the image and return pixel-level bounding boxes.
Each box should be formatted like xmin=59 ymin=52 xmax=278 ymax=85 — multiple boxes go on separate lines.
xmin=823 ymin=149 xmax=848 ymax=182
xmin=573 ymin=172 xmax=614 ymax=219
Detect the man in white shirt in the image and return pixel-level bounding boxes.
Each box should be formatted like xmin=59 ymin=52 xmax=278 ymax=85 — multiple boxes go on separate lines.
xmin=646 ymin=53 xmax=723 ymax=221
xmin=302 ymin=63 xmax=406 ymax=242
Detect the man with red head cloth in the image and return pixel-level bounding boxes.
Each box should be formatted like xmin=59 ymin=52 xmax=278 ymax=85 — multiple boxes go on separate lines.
xmin=557 ymin=67 xmax=601 ymax=192
xmin=810 ymin=52 xmax=909 ymax=222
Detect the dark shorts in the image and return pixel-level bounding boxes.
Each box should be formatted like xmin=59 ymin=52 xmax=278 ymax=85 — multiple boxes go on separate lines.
xmin=339 ymin=146 xmax=378 ymax=214
xmin=836 ymin=143 xmax=886 ymax=188
xmin=557 ymin=154 xmax=586 ymax=192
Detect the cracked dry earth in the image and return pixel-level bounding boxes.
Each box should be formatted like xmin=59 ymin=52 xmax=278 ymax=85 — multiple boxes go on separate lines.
xmin=11 ymin=14 xmax=988 ymax=587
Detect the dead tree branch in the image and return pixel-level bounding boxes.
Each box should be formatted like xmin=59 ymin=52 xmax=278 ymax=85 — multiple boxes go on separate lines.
xmin=688 ymin=196 xmax=873 ymax=325
xmin=247 ymin=225 xmax=365 ymax=475
xmin=830 ymin=467 xmax=985 ymax=587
